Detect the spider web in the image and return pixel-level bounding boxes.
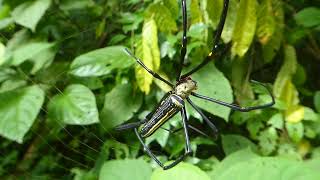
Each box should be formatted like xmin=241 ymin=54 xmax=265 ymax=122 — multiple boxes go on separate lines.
xmin=0 ymin=5 xmax=161 ymax=179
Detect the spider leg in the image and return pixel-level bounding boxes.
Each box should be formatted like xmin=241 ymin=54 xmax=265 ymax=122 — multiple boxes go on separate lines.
xmin=181 ymin=0 xmax=229 ymax=78
xmin=124 ymin=48 xmax=174 ymax=87
xmin=161 ymin=125 xmax=210 ymax=138
xmin=134 ymin=107 xmax=192 ymax=170
xmin=114 ymin=119 xmax=147 ymax=131
xmin=187 ymin=97 xmax=218 ymax=139
xmin=176 ymin=0 xmax=187 ymax=81
xmin=191 ymin=80 xmax=275 ymax=112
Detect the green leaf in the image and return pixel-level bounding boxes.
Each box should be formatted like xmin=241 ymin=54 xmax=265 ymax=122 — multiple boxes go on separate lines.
xmin=262 ymin=0 xmax=284 ymax=63
xmin=135 ymin=19 xmax=160 ymax=94
xmin=222 ymin=134 xmax=256 ymax=155
xmin=70 ymin=46 xmax=134 ymax=77
xmin=11 ymin=0 xmax=51 ymax=31
xmin=0 ymin=68 xmax=16 ymax=83
xmin=48 ymin=84 xmax=99 ymax=125
xmin=0 ymin=85 xmax=44 ymax=143
xmin=191 ymin=63 xmax=233 ymax=121
xmin=99 ymin=159 xmax=152 ymax=180
xmin=231 ymin=0 xmax=257 ymax=57
xmin=215 ymin=157 xmax=319 ymax=180
xmin=286 ymin=122 xmax=304 ymax=143
xmin=151 ymin=162 xmax=210 ymax=180
xmin=163 ymin=0 xmax=179 ymax=18
xmin=314 ymin=91 xmax=320 ymax=113
xmin=273 ymin=45 xmax=297 ymax=99
xmin=257 ymin=0 xmax=275 ymax=44
xmin=145 ymin=3 xmax=177 ymax=33
xmin=221 ymin=0 xmax=239 ymax=43
xmin=203 ymin=0 xmax=223 ymax=28
xmin=100 ymin=84 xmax=142 ymax=129
xmin=294 ymin=7 xmax=320 ymax=28
xmin=9 ymin=42 xmax=56 ymax=68
xmin=211 ymin=148 xmax=259 ymax=179
xmin=258 ymin=127 xmax=278 ymax=155
xmin=190 ymin=0 xmax=204 ymax=25
xmin=267 ymin=113 xmax=283 ymax=129
xmin=60 ymin=0 xmax=94 ymax=11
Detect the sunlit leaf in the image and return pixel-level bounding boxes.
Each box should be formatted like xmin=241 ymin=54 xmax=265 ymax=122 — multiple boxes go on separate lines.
xmin=285 ymin=105 xmax=304 ymax=123
xmin=99 ymin=159 xmax=152 ymax=180
xmin=151 ymin=162 xmax=210 ymax=180
xmin=163 ymin=0 xmax=179 ymax=18
xmin=190 ymin=0 xmax=204 ymax=25
xmin=100 ymin=84 xmax=142 ymax=129
xmin=231 ymin=0 xmax=257 ymax=57
xmin=135 ymin=19 xmax=160 ymax=94
xmin=11 ymin=0 xmax=51 ymax=31
xmin=48 ymin=84 xmax=99 ymax=125
xmin=267 ymin=113 xmax=283 ymax=129
xmin=70 ymin=46 xmax=134 ymax=77
xmin=145 ymin=3 xmax=177 ymax=33
xmin=191 ymin=63 xmax=233 ymax=121
xmin=0 ymin=85 xmax=44 ymax=143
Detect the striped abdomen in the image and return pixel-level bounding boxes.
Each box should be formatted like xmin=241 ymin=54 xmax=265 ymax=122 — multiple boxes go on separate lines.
xmin=140 ymin=94 xmax=184 ymax=138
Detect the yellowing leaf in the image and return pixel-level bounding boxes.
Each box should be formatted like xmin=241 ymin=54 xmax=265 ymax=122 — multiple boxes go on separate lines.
xmin=285 ymin=105 xmax=305 ymax=123
xmin=273 ymin=45 xmax=297 ymax=98
xmin=203 ymin=0 xmax=223 ymax=28
xmin=231 ymin=0 xmax=257 ymax=57
xmin=163 ymin=0 xmax=179 ymax=18
xmin=279 ymin=80 xmax=299 ymax=108
xmin=145 ymin=3 xmax=177 ymax=33
xmin=190 ymin=0 xmax=204 ymax=25
xmin=257 ymin=0 xmax=275 ymax=44
xmin=221 ymin=0 xmax=239 ymax=43
xmin=135 ymin=19 xmax=160 ymax=94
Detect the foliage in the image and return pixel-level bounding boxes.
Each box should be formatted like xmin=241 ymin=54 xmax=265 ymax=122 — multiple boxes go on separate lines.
xmin=0 ymin=0 xmax=319 ymax=179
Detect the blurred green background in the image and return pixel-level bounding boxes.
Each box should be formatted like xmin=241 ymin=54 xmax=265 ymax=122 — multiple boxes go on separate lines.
xmin=0 ymin=0 xmax=320 ymax=179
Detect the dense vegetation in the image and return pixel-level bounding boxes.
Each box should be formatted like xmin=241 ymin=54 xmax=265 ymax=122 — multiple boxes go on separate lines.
xmin=0 ymin=0 xmax=320 ymax=179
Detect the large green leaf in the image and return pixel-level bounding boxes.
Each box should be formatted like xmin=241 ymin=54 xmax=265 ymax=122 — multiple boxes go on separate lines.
xmin=231 ymin=0 xmax=257 ymax=57
xmin=151 ymin=162 xmax=210 ymax=180
xmin=211 ymin=148 xmax=259 ymax=179
xmin=99 ymin=159 xmax=152 ymax=180
xmin=0 ymin=85 xmax=44 ymax=143
xmin=100 ymin=84 xmax=142 ymax=129
xmin=190 ymin=0 xmax=204 ymax=25
xmin=47 ymin=84 xmax=99 ymax=125
xmin=191 ymin=63 xmax=233 ymax=121
xmin=294 ymin=7 xmax=320 ymax=28
xmin=70 ymin=46 xmax=134 ymax=77
xmin=11 ymin=0 xmax=51 ymax=31
xmin=214 ymin=157 xmax=320 ymax=180
xmin=163 ymin=0 xmax=179 ymax=18
xmin=203 ymin=0 xmax=223 ymax=28
xmin=135 ymin=19 xmax=160 ymax=94
xmin=222 ymin=134 xmax=256 ymax=155
xmin=145 ymin=3 xmax=177 ymax=33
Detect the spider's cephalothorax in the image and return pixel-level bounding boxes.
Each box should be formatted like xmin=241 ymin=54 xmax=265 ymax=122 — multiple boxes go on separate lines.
xmin=116 ymin=0 xmax=275 ymax=170
xmin=175 ymin=77 xmax=197 ymax=99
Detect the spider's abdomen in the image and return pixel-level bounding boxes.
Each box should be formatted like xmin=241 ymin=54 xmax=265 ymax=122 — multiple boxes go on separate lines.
xmin=140 ymin=94 xmax=184 ymax=138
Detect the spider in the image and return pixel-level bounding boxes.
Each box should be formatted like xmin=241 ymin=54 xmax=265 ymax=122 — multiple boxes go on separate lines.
xmin=116 ymin=0 xmax=274 ymax=170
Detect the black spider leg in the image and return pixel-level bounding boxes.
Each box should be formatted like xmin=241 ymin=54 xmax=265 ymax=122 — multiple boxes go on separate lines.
xmin=181 ymin=0 xmax=229 ymax=78
xmin=176 ymin=0 xmax=188 ymax=81
xmin=186 ymin=97 xmax=218 ymax=139
xmin=124 ymin=48 xmax=174 ymax=88
xmin=191 ymin=80 xmax=275 ymax=112
xmin=134 ymin=107 xmax=192 ymax=170
xmin=161 ymin=124 xmax=210 ymax=138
